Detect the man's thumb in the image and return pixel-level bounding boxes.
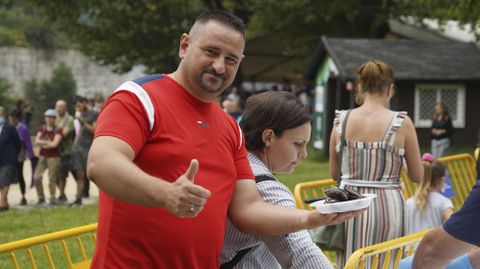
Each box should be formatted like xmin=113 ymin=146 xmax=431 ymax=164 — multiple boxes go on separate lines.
xmin=184 ymin=159 xmax=199 ymax=182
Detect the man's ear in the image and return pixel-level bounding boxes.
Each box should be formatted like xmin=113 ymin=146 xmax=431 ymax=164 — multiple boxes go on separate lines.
xmin=178 ymin=33 xmax=189 ymax=59
xmin=261 ymin=129 xmax=274 ymax=147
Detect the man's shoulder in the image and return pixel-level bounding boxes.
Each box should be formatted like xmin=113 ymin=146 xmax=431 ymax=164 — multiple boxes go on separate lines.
xmin=132 ymin=74 xmax=166 ymax=87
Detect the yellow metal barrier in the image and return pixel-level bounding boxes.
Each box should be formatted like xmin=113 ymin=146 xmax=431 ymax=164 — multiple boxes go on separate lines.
xmin=344 ymin=229 xmax=433 ymax=269
xmin=0 ymin=224 xmax=97 ymax=269
xmin=293 ymin=179 xmax=337 ymax=263
xmin=400 ymin=153 xmax=477 ymax=209
xmin=293 ymin=178 xmax=336 ymax=210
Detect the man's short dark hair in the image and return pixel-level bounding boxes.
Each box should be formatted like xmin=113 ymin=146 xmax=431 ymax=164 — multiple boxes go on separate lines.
xmin=195 ymin=9 xmax=245 ymax=39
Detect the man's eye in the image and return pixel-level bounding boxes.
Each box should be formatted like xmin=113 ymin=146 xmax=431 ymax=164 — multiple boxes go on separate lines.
xmin=226 ymin=58 xmax=238 ymax=65
xmin=205 ymin=49 xmax=216 ymax=56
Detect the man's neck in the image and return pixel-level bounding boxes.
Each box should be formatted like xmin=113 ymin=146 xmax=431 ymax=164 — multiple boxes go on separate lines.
xmin=169 ymin=71 xmax=216 ymax=103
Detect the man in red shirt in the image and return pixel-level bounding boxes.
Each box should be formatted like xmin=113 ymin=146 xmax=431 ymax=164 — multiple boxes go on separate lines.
xmin=88 ymin=9 xmax=360 ymax=268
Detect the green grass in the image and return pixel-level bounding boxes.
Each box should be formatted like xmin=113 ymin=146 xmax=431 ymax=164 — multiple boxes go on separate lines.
xmin=0 ymin=205 xmax=98 ymax=269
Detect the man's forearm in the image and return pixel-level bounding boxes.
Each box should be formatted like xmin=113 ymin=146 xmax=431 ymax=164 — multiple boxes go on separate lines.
xmin=413 ymin=228 xmax=474 ymax=269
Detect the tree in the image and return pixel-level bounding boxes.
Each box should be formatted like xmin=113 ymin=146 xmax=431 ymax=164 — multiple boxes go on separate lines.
xmin=23 ymin=62 xmax=77 ymax=129
xmin=0 ymin=77 xmax=15 ymax=109
xmin=0 ymin=0 xmax=66 ymax=49
xmin=31 ymin=1 xmax=480 ymax=74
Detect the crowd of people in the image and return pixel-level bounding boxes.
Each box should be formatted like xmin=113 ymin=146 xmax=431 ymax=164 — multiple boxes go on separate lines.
xmin=0 ymin=95 xmax=101 ymax=210
xmin=0 ymin=8 xmax=478 ymax=269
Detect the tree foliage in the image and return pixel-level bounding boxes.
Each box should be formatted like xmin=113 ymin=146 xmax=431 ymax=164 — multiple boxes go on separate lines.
xmin=23 ymin=62 xmax=77 ymax=128
xmin=0 ymin=77 xmax=15 ymax=109
xmin=0 ymin=0 xmax=66 ymax=49
xmin=30 ymin=0 xmax=480 ymax=74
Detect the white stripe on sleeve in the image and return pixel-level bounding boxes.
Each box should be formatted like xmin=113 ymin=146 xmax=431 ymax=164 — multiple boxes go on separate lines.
xmin=237 ymin=123 xmax=243 ymax=150
xmin=114 ymin=81 xmax=155 ymax=131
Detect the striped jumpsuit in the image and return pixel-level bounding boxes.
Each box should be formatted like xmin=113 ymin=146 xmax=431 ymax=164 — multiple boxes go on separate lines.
xmin=335 ymin=110 xmax=407 ymax=267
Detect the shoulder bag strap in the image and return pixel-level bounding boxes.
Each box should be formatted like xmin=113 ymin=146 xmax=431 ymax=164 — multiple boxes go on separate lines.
xmin=220 ymin=246 xmax=255 ymax=269
xmin=255 ymin=174 xmax=276 ymax=183
xmin=337 ymin=109 xmax=351 ymax=187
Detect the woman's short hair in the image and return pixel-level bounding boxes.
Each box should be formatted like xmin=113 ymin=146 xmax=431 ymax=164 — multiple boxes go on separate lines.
xmin=240 ymin=91 xmax=312 ymax=152
xmin=356 ymin=60 xmax=394 ymax=94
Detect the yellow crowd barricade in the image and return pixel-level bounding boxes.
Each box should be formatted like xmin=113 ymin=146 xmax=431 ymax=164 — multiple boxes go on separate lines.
xmin=0 ymin=223 xmax=97 ymax=269
xmin=293 ymin=178 xmax=337 ymax=262
xmin=293 ymin=178 xmax=336 ymax=210
xmin=401 ymin=153 xmax=477 ymax=209
xmin=344 ymin=229 xmax=433 ymax=269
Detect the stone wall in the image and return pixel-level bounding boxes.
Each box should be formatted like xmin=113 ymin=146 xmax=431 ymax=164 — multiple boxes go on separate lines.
xmin=0 ymin=47 xmax=146 ymax=98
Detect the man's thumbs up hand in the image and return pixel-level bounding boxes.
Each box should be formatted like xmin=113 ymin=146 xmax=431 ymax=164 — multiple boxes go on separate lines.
xmin=166 ymin=159 xmax=211 ymax=218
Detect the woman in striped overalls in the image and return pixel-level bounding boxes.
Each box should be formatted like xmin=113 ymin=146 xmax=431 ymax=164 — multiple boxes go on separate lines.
xmin=330 ymin=60 xmax=424 ymax=267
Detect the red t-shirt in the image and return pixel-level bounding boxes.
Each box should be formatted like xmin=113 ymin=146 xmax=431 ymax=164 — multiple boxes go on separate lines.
xmin=91 ymin=74 xmax=254 ymax=268
xmin=37 ymin=125 xmax=62 ymax=157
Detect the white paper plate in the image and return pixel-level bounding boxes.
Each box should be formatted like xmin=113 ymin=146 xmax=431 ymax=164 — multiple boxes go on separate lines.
xmin=311 ymin=193 xmax=377 ymax=213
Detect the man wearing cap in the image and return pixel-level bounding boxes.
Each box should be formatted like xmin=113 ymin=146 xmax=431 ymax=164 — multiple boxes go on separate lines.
xmin=33 ymin=108 xmax=63 ymax=205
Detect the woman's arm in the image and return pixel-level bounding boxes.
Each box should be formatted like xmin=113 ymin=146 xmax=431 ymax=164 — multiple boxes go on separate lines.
xmin=34 ymin=131 xmax=48 ymax=146
xmin=19 ymin=126 xmax=35 ymax=159
xmin=442 ymin=207 xmax=454 ymax=222
xmin=42 ymin=133 xmax=62 ymax=149
xmin=402 ymin=116 xmax=423 ymax=183
xmin=329 ymin=125 xmax=339 ymax=180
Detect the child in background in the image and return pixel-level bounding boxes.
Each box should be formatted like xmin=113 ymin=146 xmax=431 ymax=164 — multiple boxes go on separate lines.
xmin=405 ymin=153 xmax=454 ymax=235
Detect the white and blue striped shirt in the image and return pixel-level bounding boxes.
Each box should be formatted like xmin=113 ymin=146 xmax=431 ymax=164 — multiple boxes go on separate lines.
xmin=221 ymin=152 xmax=333 ymax=269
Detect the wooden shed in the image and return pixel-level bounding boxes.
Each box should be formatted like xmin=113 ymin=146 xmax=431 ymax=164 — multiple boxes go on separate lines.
xmin=304 ymin=36 xmax=480 ymax=153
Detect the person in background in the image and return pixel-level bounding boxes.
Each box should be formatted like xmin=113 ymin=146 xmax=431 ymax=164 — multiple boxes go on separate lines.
xmin=327 ymin=60 xmax=424 ymax=267
xmin=55 ymin=99 xmax=75 ymax=204
xmin=399 ymin=153 xmax=480 ymax=269
xmin=34 ymin=109 xmax=62 ymax=205
xmin=86 ymin=9 xmax=361 ymax=268
xmin=221 ymin=91 xmax=333 ymax=269
xmin=431 ymin=103 xmax=453 ymax=159
xmin=0 ymin=106 xmax=21 ymax=211
xmin=71 ymin=96 xmax=98 ymax=205
xmin=405 ymin=153 xmax=453 ymax=236
xmin=21 ymin=100 xmax=33 ymax=128
xmin=8 ymin=108 xmax=35 ymax=205
xmin=223 ymin=92 xmax=243 ymax=122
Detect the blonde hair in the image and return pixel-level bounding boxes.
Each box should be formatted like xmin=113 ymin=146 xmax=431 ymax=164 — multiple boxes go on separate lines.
xmin=414 ymin=161 xmax=446 ymax=212
xmin=356 ymin=60 xmax=394 ymax=95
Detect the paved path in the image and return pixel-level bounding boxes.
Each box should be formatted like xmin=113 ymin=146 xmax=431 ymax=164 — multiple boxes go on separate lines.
xmin=7 ymin=159 xmax=99 ymax=209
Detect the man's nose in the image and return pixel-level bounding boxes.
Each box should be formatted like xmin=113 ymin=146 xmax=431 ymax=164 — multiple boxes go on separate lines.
xmin=212 ymin=57 xmax=226 ymax=74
